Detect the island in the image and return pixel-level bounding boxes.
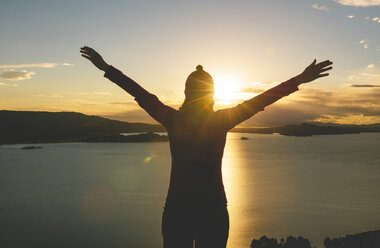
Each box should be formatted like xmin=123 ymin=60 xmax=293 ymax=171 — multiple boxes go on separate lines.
xmin=231 ymin=122 xmax=380 ymax=137
xmin=250 ymin=229 xmax=380 ymax=248
xmin=21 ymin=146 xmax=43 ymax=149
xmin=81 ymin=132 xmax=168 ymax=143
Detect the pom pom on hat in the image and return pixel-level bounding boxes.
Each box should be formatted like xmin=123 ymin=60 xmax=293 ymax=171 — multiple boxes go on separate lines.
xmin=196 ymin=65 xmax=203 ymax=71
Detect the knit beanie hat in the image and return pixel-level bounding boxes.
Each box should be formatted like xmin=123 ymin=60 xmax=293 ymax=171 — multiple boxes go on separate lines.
xmin=185 ymin=65 xmax=214 ymax=97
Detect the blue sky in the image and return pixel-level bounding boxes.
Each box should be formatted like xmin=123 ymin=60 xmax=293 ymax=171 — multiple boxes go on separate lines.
xmin=1 ymin=0 xmax=379 ymax=126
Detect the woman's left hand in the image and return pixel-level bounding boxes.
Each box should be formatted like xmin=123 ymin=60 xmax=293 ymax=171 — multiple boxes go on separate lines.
xmin=295 ymin=59 xmax=333 ymax=85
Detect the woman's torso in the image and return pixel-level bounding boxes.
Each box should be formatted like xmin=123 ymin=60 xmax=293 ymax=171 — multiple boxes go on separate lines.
xmin=165 ymin=111 xmax=229 ymax=207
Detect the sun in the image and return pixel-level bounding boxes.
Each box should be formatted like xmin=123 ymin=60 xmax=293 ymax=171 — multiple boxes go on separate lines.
xmin=213 ymin=75 xmax=242 ymax=105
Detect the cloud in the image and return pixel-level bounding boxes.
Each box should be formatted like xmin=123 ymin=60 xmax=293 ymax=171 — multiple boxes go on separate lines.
xmin=359 ymin=39 xmax=369 ymax=49
xmin=350 ymin=84 xmax=380 ymax=87
xmin=68 ymin=99 xmax=99 ymax=106
xmin=93 ymin=92 xmax=110 ymax=95
xmin=312 ymin=3 xmax=329 ymax=11
xmin=61 ymin=63 xmax=74 ymax=67
xmin=0 ymin=62 xmax=75 ymax=69
xmin=71 ymin=91 xmax=110 ymax=96
xmin=246 ymin=87 xmax=380 ymax=126
xmin=240 ymin=88 xmax=265 ymax=94
xmin=109 ymin=101 xmax=138 ymax=106
xmin=251 ymin=81 xmax=278 ymax=86
xmin=333 ymin=0 xmax=380 ymax=7
xmin=347 ymin=69 xmax=380 ymax=85
xmin=102 ymin=87 xmax=380 ymax=126
xmin=364 ymin=16 xmax=380 ymax=23
xmin=0 ymin=70 xmax=35 ymax=80
xmin=367 ymin=64 xmax=375 ymax=69
xmin=0 ymin=63 xmax=57 ymax=69
xmin=32 ymin=94 xmax=63 ymax=98
xmin=0 ymin=82 xmax=18 ymax=87
xmin=248 ymin=88 xmax=380 ymax=126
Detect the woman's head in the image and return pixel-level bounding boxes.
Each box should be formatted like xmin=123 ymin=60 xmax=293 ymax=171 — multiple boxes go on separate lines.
xmin=180 ymin=65 xmax=214 ymax=113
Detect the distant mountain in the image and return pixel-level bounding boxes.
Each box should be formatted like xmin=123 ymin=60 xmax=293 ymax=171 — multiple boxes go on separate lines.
xmin=0 ymin=110 xmax=165 ymax=144
xmin=232 ymin=122 xmax=380 ymax=137
xmin=1 ymin=110 xmax=380 ymax=144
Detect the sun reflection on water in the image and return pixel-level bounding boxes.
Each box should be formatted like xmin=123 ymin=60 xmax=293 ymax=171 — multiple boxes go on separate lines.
xmin=223 ymin=133 xmax=301 ymax=247
xmin=222 ymin=134 xmax=256 ymax=248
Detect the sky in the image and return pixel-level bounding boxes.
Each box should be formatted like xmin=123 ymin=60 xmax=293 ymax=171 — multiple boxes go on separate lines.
xmin=1 ymin=0 xmax=379 ymax=126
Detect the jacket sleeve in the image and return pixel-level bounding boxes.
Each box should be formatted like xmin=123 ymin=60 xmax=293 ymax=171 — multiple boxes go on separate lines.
xmin=104 ymin=66 xmax=176 ymax=127
xmin=215 ymin=78 xmax=299 ymax=131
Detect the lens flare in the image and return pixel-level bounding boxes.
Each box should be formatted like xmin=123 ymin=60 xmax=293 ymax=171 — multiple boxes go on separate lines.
xmin=144 ymin=155 xmax=153 ymax=163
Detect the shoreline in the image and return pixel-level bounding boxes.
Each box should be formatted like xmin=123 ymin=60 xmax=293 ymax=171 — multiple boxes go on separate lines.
xmin=1 ymin=131 xmax=378 ymax=145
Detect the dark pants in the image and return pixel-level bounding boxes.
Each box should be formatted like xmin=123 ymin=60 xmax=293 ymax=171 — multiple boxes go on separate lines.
xmin=162 ymin=205 xmax=229 ymax=248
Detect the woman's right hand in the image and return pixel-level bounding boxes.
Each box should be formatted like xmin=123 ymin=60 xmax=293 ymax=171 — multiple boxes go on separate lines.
xmin=80 ymin=46 xmax=109 ymax=71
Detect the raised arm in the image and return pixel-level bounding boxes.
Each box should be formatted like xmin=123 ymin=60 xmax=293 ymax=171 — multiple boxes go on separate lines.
xmin=80 ymin=46 xmax=176 ymax=126
xmin=216 ymin=59 xmax=333 ymax=130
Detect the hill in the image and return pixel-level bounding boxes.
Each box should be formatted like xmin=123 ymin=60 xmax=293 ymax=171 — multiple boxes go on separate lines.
xmin=1 ymin=110 xmax=380 ymax=144
xmin=232 ymin=122 xmax=380 ymax=136
xmin=0 ymin=110 xmax=165 ymax=144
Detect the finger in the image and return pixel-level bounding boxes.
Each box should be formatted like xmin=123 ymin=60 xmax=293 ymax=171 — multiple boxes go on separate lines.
xmin=80 ymin=48 xmax=90 ymax=53
xmin=84 ymin=46 xmax=97 ymax=54
xmin=308 ymin=59 xmax=316 ymax=67
xmin=316 ymin=61 xmax=330 ymax=68
xmin=81 ymin=46 xmax=92 ymax=51
xmin=80 ymin=47 xmax=92 ymax=53
xmin=316 ymin=60 xmax=332 ymax=68
xmin=80 ymin=52 xmax=92 ymax=58
xmin=81 ymin=54 xmax=92 ymax=60
xmin=318 ymin=73 xmax=329 ymax=77
xmin=83 ymin=46 xmax=94 ymax=51
xmin=320 ymin=66 xmax=333 ymax=73
xmin=80 ymin=50 xmax=93 ymax=56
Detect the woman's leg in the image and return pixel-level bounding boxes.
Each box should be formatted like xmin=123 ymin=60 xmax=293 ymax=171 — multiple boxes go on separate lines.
xmin=194 ymin=206 xmax=229 ymax=248
xmin=162 ymin=207 xmax=194 ymax=248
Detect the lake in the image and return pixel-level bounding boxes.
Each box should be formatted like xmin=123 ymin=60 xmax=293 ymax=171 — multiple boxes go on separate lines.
xmin=0 ymin=133 xmax=379 ymax=248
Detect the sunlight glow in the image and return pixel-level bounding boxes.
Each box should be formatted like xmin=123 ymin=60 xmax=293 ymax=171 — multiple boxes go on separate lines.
xmin=213 ymin=75 xmax=243 ymax=105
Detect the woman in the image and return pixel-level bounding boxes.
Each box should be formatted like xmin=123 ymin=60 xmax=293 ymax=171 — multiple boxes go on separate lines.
xmin=80 ymin=46 xmax=332 ymax=248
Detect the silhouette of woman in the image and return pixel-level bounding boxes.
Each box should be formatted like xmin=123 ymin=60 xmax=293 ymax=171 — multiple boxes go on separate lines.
xmin=80 ymin=46 xmax=332 ymax=248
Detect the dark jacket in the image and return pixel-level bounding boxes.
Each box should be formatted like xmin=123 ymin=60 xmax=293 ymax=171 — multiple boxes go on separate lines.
xmin=104 ymin=66 xmax=299 ymax=207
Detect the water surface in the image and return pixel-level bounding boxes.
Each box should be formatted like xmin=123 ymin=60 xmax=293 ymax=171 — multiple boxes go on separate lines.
xmin=0 ymin=133 xmax=379 ymax=247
